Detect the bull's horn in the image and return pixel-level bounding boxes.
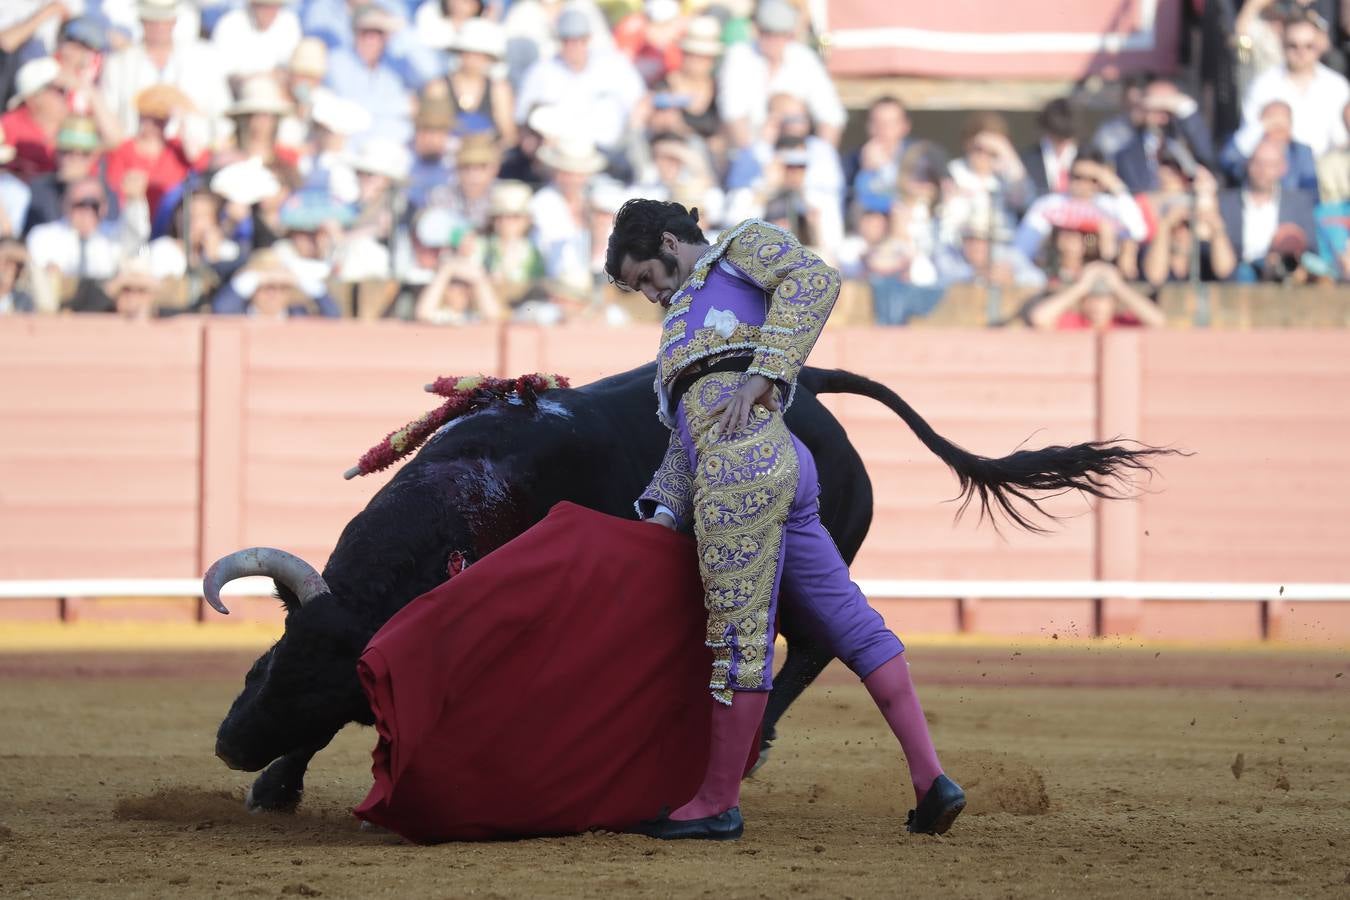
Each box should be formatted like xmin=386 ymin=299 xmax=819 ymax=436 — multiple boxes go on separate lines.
xmin=202 ymin=548 xmax=330 ymax=615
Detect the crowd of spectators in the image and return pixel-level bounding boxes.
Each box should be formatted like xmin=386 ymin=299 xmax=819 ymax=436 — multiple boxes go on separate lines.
xmin=0 ymin=0 xmax=1347 ymax=330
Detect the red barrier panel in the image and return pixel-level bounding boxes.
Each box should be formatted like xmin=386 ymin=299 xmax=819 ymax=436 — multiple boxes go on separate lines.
xmin=2 ymin=319 xmax=1349 ymax=641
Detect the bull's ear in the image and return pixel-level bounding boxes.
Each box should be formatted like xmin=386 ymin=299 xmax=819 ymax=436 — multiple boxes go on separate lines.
xmin=275 ymin=582 xmax=302 ymax=613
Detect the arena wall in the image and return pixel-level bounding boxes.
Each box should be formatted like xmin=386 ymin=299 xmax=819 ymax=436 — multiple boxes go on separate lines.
xmin=1 ymin=318 xmax=1348 ymax=641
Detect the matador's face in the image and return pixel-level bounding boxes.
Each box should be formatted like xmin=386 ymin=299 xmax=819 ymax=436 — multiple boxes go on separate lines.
xmin=618 ymin=242 xmax=686 ymax=308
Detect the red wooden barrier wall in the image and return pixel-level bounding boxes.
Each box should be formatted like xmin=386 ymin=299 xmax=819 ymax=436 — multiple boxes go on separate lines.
xmin=1 ymin=319 xmax=1347 ymax=640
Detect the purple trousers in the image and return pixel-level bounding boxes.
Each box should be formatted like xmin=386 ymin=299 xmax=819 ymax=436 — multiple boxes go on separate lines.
xmin=676 ymin=372 xmax=903 ymax=700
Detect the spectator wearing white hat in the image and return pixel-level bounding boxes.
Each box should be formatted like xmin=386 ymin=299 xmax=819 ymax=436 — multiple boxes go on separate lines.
xmin=212 ymin=246 xmax=340 ymax=316
xmin=297 ymin=88 xmax=368 ymax=205
xmin=210 ymin=0 xmax=303 ymax=80
xmin=1 ymin=57 xmax=66 ymax=178
xmin=99 ymin=0 xmax=232 ymax=144
xmin=531 ymin=132 xmax=604 ymax=282
xmin=514 ymin=5 xmax=645 ymax=154
xmin=226 ymin=75 xmax=294 ymax=166
xmin=502 ymin=0 xmax=615 ymax=89
xmin=413 ymin=206 xmax=503 ymax=326
xmin=718 ymin=0 xmax=844 ymax=149
xmin=338 ymin=135 xmax=410 ymax=279
xmin=437 ymin=17 xmax=515 ymax=145
xmin=324 ymin=3 xmax=416 ymax=146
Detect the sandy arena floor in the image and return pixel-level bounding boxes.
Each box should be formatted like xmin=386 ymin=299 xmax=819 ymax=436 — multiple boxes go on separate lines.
xmin=0 ymin=635 xmax=1346 ymax=899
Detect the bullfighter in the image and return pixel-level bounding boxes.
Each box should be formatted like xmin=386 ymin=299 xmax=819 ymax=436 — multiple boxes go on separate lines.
xmin=606 ymin=200 xmax=966 ymax=840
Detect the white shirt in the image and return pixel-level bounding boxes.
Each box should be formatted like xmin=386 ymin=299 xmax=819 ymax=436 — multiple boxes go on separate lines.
xmin=718 ymin=41 xmax=845 ymax=133
xmin=514 ymin=52 xmax=645 ymax=151
xmin=99 ymin=40 xmax=233 ymax=140
xmin=1241 ymin=63 xmax=1350 ymax=157
xmin=210 ymin=6 xmax=303 ymax=78
xmin=529 ymin=185 xmax=590 ymax=281
xmin=26 ymin=220 xmax=122 ymax=280
xmin=1039 ymin=138 xmax=1077 ymax=195
xmin=1241 ymin=191 xmax=1281 ymax=263
xmin=501 ymin=0 xmax=615 ymax=88
xmin=0 ymin=173 xmax=32 ymax=238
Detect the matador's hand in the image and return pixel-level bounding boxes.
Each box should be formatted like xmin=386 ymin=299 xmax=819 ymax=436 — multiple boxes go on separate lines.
xmin=710 ymin=374 xmax=780 ymax=438
xmin=645 ymin=512 xmax=676 ymax=530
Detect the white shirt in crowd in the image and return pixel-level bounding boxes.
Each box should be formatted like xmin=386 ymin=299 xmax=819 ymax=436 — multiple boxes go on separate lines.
xmin=501 ymin=0 xmax=616 ymax=88
xmin=514 ymin=52 xmax=645 ymax=151
xmin=211 ymin=5 xmax=304 ymax=79
xmin=717 ymin=41 xmax=845 ymax=135
xmin=100 ymin=38 xmax=233 ymax=140
xmin=1241 ymin=63 xmax=1350 ymax=157
xmin=1241 ymin=190 xmax=1281 ymax=263
xmin=1039 ymin=138 xmax=1078 ymax=195
xmin=26 ymin=221 xmax=123 ymax=280
xmin=0 ymin=173 xmax=32 ymax=237
xmin=529 ymin=184 xmax=591 ymax=281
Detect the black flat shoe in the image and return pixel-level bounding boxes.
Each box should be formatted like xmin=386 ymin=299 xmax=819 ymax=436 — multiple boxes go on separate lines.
xmin=628 ymin=807 xmax=744 ymax=840
xmin=906 ymin=774 xmax=965 ymax=835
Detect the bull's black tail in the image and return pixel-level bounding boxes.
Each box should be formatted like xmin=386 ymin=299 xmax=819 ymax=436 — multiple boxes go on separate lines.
xmin=799 ymin=367 xmax=1182 ymax=532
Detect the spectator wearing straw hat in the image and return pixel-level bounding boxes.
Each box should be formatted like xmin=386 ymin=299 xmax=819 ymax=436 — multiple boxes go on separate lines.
xmin=437 ymin=17 xmax=515 ymax=145
xmin=213 ymin=246 xmax=340 ymax=316
xmin=227 ymin=75 xmax=296 ymax=167
xmin=100 ymin=0 xmax=232 ymax=142
xmin=514 ymin=6 xmax=646 ymax=155
xmin=211 ymin=0 xmax=303 ymax=80
xmin=481 ymin=178 xmax=544 ymax=306
xmin=407 ymin=88 xmax=456 ymax=212
xmin=0 ymin=238 xmax=35 ymax=314
xmin=718 ymin=0 xmax=844 ymax=149
xmin=531 ymin=133 xmax=605 ymax=281
xmin=0 ymin=127 xmax=31 ymax=239
xmin=1 ymin=57 xmax=66 ymax=178
xmin=446 ymin=133 xmax=500 ymax=231
xmin=324 ymin=3 xmax=416 ymax=146
xmin=22 ymin=115 xmax=118 ymax=235
xmin=665 ymin=15 xmax=723 ymax=144
xmin=105 ymin=84 xmax=205 ymax=223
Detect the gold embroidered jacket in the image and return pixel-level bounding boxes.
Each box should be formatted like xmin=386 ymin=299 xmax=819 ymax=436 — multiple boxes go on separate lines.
xmin=636 ymin=220 xmax=842 ymax=526
xmin=654 ymin=218 xmax=842 ymax=425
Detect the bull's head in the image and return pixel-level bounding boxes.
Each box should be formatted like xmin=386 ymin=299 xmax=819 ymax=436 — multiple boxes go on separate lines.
xmin=205 ymin=550 xmax=371 ymax=772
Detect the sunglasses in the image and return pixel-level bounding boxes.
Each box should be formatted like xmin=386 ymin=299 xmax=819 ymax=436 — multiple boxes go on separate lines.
xmin=71 ymin=197 xmax=103 ymax=210
xmin=1285 ymin=41 xmax=1317 ymax=51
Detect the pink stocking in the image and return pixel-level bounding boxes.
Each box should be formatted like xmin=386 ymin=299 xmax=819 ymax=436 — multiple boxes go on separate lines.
xmin=863 ymin=654 xmax=944 ymax=803
xmin=670 ymin=691 xmax=768 ymax=821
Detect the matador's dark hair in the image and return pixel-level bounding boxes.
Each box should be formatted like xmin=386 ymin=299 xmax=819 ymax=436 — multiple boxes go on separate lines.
xmin=604 ymin=199 xmax=708 ymax=288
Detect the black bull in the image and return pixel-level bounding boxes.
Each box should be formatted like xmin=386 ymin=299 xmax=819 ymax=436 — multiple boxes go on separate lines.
xmin=206 ymin=363 xmax=1168 ymax=812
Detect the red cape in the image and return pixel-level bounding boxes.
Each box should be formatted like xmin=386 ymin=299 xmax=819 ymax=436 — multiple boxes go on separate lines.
xmin=354 ymin=502 xmax=744 ymax=843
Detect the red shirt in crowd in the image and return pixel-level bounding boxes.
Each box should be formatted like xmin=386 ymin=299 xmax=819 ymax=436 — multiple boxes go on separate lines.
xmin=1056 ymin=311 xmax=1143 ymax=330
xmin=104 ymin=138 xmax=207 ymax=218
xmin=0 ymin=106 xmax=58 ymax=179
